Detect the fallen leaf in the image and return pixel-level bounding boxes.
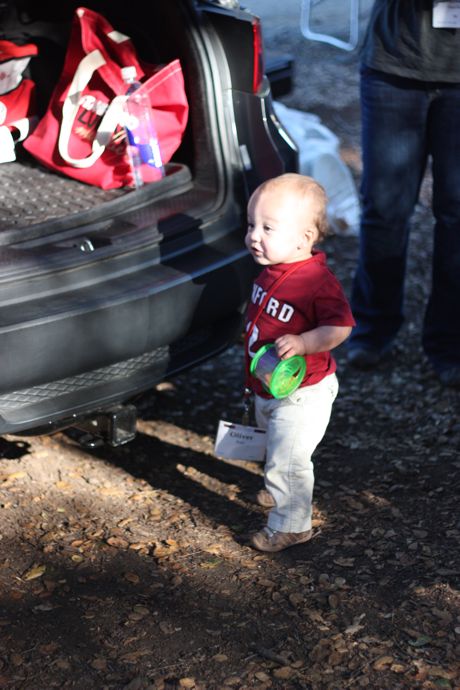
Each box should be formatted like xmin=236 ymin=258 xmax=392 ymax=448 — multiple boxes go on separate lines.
xmin=273 ymin=666 xmax=295 ymax=680
xmin=239 ymin=559 xmax=259 ymax=569
xmin=118 ymin=517 xmax=135 ymax=528
xmin=333 ymin=557 xmax=355 ymax=567
xmin=345 ymin=613 xmax=366 ymax=635
xmin=10 ymin=654 xmax=24 ymax=666
xmin=55 ymin=481 xmax=71 ymax=491
xmin=23 ymin=564 xmax=46 ymax=581
xmin=91 ymin=657 xmax=107 ymax=671
xmin=33 ymin=603 xmax=56 ymax=612
xmin=153 ymin=542 xmax=178 ymax=558
xmin=128 ymin=542 xmax=149 ymax=551
xmin=328 ymin=650 xmax=345 ymax=666
xmin=433 ymin=680 xmax=452 ymax=688
xmin=254 ymin=672 xmax=271 ymax=682
xmin=289 ymin=593 xmax=304 ymax=606
xmin=391 ymin=663 xmax=407 ymax=674
xmin=373 ymin=656 xmax=394 ymax=671
xmin=200 ymin=559 xmax=221 ymax=569
xmin=408 ymin=635 xmax=432 ymax=647
xmin=159 ymin=621 xmax=175 ymax=635
xmin=120 ymin=649 xmax=151 ymax=663
xmin=2 ymin=471 xmax=26 ymax=483
xmin=426 ymin=666 xmax=456 ymax=680
xmin=54 ymin=658 xmax=71 ymax=670
xmin=39 ymin=643 xmax=60 ymax=655
xmin=431 ymin=608 xmax=453 ymax=625
xmin=328 ymin=594 xmax=340 ymax=609
xmin=124 ymin=572 xmax=140 ymax=584
xmin=133 ymin=605 xmax=149 ymax=616
xmin=107 ymin=536 xmax=130 ymax=549
xmin=98 ymin=486 xmax=124 ymax=496
xmin=122 ymin=677 xmax=144 ymax=690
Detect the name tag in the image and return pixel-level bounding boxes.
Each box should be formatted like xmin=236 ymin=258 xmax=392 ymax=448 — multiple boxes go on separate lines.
xmin=433 ymin=0 xmax=460 ymax=28
xmin=214 ymin=420 xmax=266 ymax=462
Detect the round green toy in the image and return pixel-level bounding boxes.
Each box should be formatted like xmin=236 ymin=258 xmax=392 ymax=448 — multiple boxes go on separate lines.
xmin=250 ymin=344 xmax=306 ymax=399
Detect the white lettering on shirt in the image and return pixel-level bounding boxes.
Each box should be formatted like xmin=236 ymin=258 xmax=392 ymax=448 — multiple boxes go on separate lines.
xmin=278 ymin=303 xmax=294 ymax=322
xmin=266 ymin=297 xmax=279 ymax=317
xmin=251 ymin=283 xmax=295 ymax=324
xmin=246 ymin=322 xmax=259 ymax=358
xmin=252 ymin=284 xmax=267 ymax=305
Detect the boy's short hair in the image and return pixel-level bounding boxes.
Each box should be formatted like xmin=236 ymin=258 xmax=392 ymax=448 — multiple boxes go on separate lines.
xmin=252 ymin=173 xmax=329 ymax=242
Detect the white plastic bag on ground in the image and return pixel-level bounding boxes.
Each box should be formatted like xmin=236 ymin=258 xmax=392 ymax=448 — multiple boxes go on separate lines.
xmin=274 ymin=101 xmax=360 ymax=236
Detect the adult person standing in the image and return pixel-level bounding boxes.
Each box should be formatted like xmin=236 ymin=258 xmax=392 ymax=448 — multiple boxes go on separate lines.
xmin=347 ymin=0 xmax=460 ymax=387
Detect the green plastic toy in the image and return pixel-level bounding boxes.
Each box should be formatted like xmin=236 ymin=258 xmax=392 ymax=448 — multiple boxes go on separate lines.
xmin=250 ymin=343 xmax=306 ymax=399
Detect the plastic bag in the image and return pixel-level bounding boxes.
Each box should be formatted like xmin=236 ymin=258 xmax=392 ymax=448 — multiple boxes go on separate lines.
xmin=273 ymin=101 xmax=360 ymax=236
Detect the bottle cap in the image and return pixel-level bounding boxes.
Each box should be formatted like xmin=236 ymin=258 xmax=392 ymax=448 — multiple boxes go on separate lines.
xmin=121 ymin=65 xmax=137 ymax=81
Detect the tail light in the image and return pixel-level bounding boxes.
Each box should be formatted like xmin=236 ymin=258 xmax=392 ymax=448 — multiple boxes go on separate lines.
xmin=252 ymin=17 xmax=265 ymax=94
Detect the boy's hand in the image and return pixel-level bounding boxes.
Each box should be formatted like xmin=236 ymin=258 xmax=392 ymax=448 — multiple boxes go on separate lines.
xmin=275 ymin=326 xmax=353 ymax=359
xmin=275 ymin=334 xmax=306 ymax=359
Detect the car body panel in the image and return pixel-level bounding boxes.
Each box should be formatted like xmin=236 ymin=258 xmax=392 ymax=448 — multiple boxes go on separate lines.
xmin=0 ymin=0 xmax=297 ymax=436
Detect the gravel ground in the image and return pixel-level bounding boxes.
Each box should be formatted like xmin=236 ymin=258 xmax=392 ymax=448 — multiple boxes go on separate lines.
xmin=0 ymin=4 xmax=459 ymax=690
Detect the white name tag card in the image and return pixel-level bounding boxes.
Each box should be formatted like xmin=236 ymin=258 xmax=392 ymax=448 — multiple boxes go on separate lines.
xmin=433 ymin=1 xmax=460 ymax=28
xmin=214 ymin=420 xmax=266 ymax=462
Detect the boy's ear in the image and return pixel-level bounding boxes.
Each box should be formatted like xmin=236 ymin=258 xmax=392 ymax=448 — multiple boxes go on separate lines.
xmin=303 ymin=227 xmax=317 ymax=244
xmin=296 ymin=227 xmax=317 ymax=250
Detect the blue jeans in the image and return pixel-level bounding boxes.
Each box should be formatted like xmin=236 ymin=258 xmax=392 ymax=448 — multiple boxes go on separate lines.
xmin=350 ymin=67 xmax=460 ymax=372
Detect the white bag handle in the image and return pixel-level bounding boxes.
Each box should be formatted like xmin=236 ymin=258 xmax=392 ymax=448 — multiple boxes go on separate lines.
xmin=58 ymin=49 xmax=127 ymax=168
xmin=0 ymin=126 xmax=16 ymax=163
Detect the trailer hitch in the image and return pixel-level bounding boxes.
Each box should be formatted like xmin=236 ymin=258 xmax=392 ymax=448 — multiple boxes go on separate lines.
xmin=69 ymin=404 xmax=137 ymax=448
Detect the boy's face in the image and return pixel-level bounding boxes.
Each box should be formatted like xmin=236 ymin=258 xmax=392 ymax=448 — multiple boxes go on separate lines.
xmin=245 ymin=186 xmax=318 ymax=266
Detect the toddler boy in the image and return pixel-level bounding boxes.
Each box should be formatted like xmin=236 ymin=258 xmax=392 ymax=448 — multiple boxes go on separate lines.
xmin=245 ymin=173 xmax=355 ymax=552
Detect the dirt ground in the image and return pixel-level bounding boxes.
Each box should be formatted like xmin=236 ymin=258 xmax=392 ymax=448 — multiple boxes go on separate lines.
xmin=0 ymin=7 xmax=459 ymax=690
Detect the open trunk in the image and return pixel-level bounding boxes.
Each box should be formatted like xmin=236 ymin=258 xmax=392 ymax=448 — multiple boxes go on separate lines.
xmin=0 ymin=0 xmax=221 ymax=243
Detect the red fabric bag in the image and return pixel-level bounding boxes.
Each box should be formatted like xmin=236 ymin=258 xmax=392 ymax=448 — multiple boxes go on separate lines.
xmin=0 ymin=40 xmax=38 ymax=163
xmin=24 ymin=7 xmax=189 ymax=189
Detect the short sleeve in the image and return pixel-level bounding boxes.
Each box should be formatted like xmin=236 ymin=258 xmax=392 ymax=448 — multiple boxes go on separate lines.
xmin=313 ymin=274 xmax=355 ymax=327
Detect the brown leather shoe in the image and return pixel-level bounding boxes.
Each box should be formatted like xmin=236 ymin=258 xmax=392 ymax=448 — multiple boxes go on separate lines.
xmin=256 ymin=489 xmax=276 ymax=508
xmin=250 ymin=526 xmax=312 ymax=552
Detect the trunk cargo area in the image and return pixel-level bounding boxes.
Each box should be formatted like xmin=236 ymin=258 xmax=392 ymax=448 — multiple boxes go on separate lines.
xmin=0 ymin=0 xmax=220 ymax=239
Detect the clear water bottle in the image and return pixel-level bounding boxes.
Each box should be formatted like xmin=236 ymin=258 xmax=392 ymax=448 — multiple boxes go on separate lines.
xmin=121 ymin=65 xmax=164 ymax=189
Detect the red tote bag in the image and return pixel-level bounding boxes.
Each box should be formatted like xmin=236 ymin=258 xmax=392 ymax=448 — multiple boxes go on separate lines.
xmin=24 ymin=7 xmax=189 ymax=189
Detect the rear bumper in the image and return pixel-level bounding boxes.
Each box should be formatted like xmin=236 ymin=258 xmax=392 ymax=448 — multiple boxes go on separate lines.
xmin=0 ymin=231 xmax=254 ymax=434
xmin=0 ymin=312 xmax=244 ymax=434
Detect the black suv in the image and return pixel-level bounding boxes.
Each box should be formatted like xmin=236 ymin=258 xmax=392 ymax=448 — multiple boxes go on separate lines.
xmin=0 ymin=0 xmax=297 ymax=442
